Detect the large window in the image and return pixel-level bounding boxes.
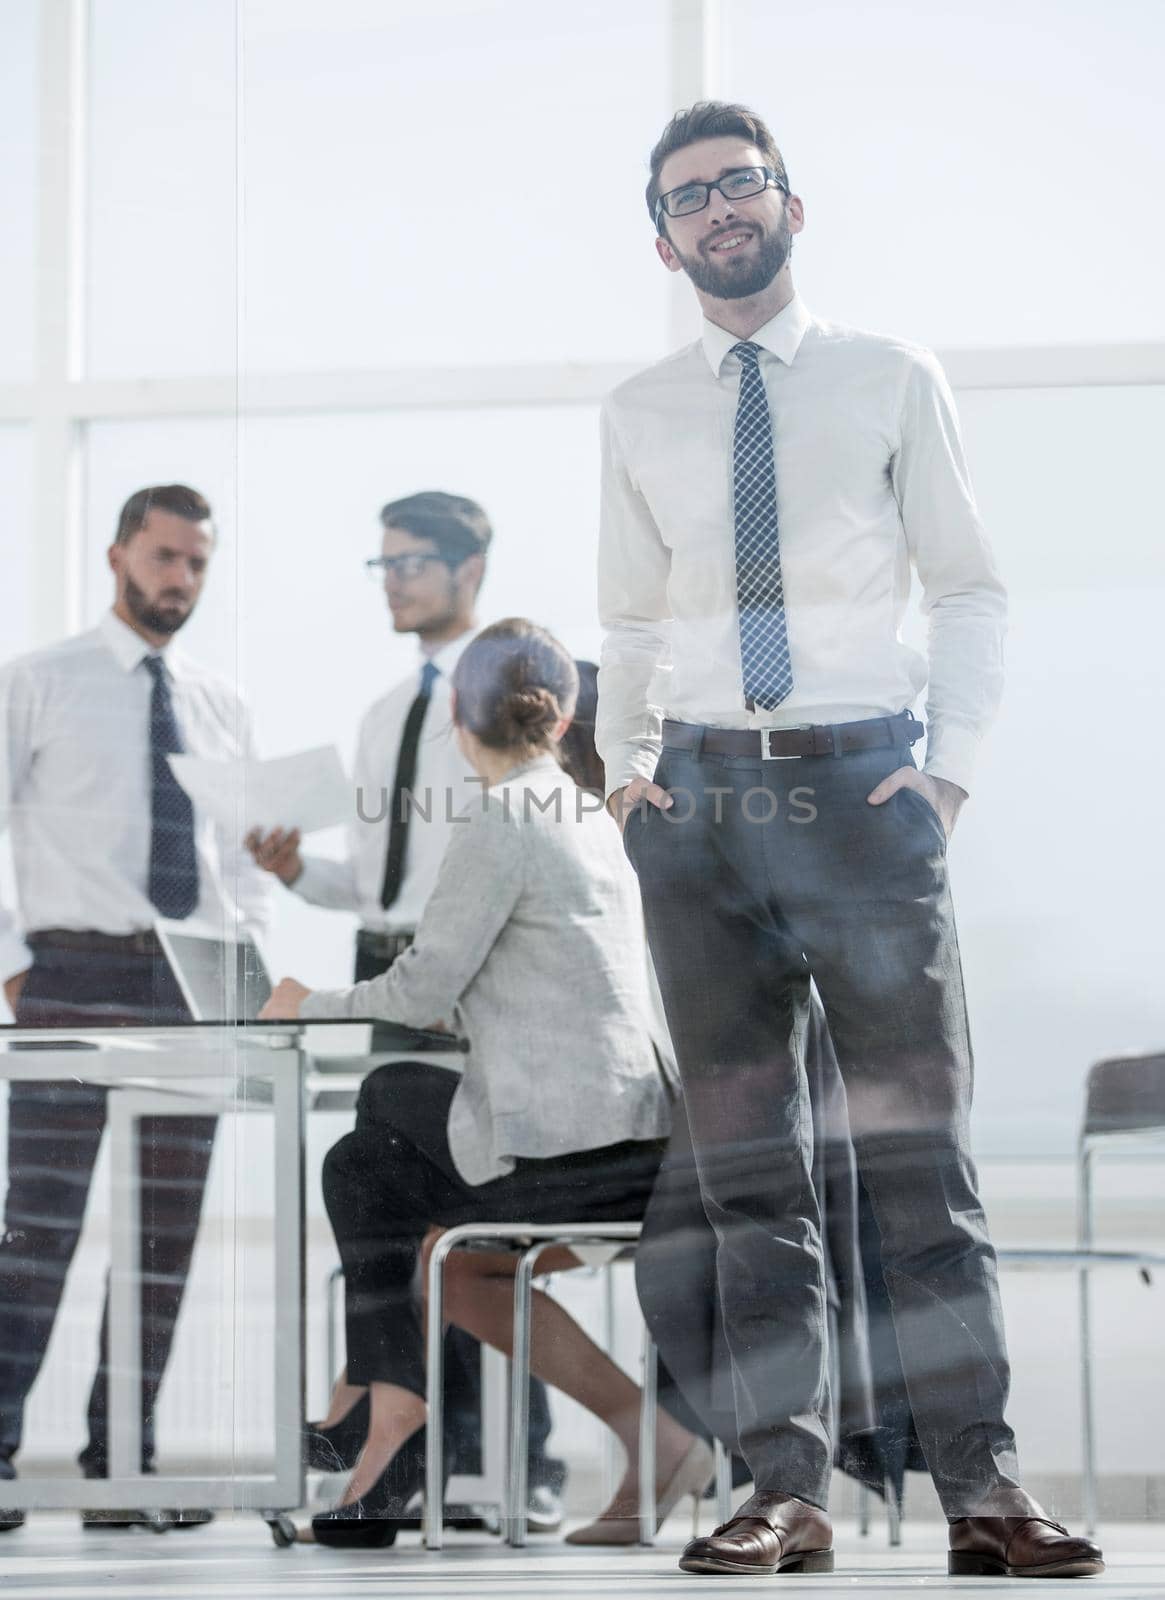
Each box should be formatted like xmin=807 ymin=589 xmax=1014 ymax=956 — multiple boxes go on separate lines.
xmin=721 ymin=0 xmax=1165 ymax=349
xmin=0 ymin=0 xmax=37 ymax=383
xmin=88 ymin=0 xmax=673 ymax=378
xmin=3 ymin=0 xmax=1164 ymax=1516
xmin=0 ymin=429 xmax=34 ymax=660
xmin=935 ymin=384 xmax=1165 ymax=1152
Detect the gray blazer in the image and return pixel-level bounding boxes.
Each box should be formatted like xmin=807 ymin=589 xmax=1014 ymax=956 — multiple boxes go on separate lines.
xmin=301 ymin=755 xmax=671 ymax=1184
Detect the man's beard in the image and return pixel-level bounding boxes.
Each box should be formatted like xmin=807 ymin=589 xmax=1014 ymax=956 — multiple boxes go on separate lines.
xmin=124 ymin=575 xmax=192 ymax=636
xmin=675 ymin=211 xmax=792 ymax=300
xmin=393 ymin=575 xmax=462 ymax=639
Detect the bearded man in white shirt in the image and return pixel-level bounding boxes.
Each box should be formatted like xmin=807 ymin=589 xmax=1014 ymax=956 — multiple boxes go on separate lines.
xmin=0 ymin=484 xmax=269 ymax=1529
xmin=597 ymin=102 xmax=1102 ymax=1580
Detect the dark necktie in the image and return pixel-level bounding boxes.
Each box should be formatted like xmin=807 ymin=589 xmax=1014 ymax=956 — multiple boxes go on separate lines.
xmin=143 ymin=654 xmax=199 ymax=919
xmin=732 ymin=341 xmax=793 ymax=711
xmin=380 ymin=660 xmax=439 ymax=910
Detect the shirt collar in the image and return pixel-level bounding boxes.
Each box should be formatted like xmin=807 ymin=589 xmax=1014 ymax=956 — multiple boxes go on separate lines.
xmin=97 ymin=608 xmax=185 ymax=677
xmin=701 ymin=292 xmax=813 ymax=376
xmin=422 ymin=626 xmax=478 ymax=685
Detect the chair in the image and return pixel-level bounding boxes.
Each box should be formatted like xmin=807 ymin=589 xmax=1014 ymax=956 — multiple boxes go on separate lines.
xmin=850 ymin=1052 xmax=1165 ymax=1542
xmin=423 ymin=1221 xmax=733 ymax=1550
xmin=995 ymin=1050 xmax=1165 ymax=1533
xmin=855 ymin=1479 xmax=902 ymax=1546
xmin=1075 ymin=1051 xmax=1165 ymax=1529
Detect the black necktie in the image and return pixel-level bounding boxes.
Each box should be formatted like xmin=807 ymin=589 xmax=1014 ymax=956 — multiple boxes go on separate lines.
xmin=380 ymin=660 xmax=439 ymax=910
xmin=143 ymin=655 xmax=199 ymax=919
xmin=732 ymin=340 xmax=793 ymax=711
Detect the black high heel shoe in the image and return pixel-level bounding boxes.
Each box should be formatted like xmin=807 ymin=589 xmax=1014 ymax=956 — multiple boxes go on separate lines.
xmin=312 ymin=1425 xmax=435 ymax=1549
xmin=303 ymin=1393 xmax=371 ymax=1473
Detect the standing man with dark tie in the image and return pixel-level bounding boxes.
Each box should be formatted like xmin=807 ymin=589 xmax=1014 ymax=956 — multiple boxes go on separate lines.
xmin=597 ymin=103 xmax=1103 ymax=1579
xmin=0 ymin=484 xmax=269 ymax=1530
xmin=252 ymin=493 xmax=489 ymax=984
xmin=247 ymin=490 xmax=566 ymax=1529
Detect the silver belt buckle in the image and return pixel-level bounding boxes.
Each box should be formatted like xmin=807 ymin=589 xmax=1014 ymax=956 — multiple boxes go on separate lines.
xmin=760 ymin=724 xmax=811 ymax=760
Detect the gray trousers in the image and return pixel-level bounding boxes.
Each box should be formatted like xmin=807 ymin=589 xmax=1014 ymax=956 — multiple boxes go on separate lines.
xmin=624 ymin=727 xmax=1026 ymax=1518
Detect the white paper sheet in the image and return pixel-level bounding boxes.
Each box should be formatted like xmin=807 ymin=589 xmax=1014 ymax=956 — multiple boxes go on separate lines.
xmin=168 ymin=745 xmax=351 ymax=836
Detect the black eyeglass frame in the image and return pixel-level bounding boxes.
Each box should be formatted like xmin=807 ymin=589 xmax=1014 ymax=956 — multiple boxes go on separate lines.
xmin=654 ymin=165 xmax=789 ymax=230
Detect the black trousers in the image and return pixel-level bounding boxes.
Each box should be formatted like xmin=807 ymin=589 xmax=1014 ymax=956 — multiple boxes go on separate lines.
xmin=354 ymin=934 xmax=559 ymax=1483
xmin=321 ymin=1059 xmax=665 ymax=1399
xmin=626 ymin=732 xmax=1026 ymax=1518
xmin=0 ymin=940 xmax=214 ymax=1473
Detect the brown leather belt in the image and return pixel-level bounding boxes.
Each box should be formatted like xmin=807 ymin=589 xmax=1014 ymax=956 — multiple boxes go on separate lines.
xmin=662 ymin=711 xmax=924 ymax=761
xmin=29 ymin=928 xmax=162 ymax=955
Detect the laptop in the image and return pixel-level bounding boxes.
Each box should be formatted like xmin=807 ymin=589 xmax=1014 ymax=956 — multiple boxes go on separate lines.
xmin=154 ymin=920 xmax=466 ymax=1054
xmin=154 ymin=920 xmax=274 ymax=1023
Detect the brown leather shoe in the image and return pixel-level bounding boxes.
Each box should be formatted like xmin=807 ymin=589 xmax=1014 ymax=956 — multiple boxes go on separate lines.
xmin=949 ymin=1516 xmax=1105 ymax=1578
xmin=679 ymin=1490 xmax=833 ymax=1576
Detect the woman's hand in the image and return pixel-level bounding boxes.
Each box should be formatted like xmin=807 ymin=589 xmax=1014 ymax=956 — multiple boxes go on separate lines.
xmin=259 ymin=978 xmax=311 ymax=1020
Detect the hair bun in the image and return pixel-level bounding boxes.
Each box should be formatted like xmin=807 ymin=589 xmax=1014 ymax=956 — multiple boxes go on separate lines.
xmin=451 ymin=618 xmax=578 ymax=754
xmin=503 ymin=685 xmax=559 ymax=737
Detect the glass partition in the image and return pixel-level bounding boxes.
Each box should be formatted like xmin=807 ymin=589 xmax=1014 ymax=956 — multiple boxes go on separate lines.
xmin=3 ymin=0 xmax=1163 ymax=1580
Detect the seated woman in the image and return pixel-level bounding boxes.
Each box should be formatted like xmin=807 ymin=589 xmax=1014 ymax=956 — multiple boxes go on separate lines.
xmin=261 ymin=619 xmax=712 ymax=1546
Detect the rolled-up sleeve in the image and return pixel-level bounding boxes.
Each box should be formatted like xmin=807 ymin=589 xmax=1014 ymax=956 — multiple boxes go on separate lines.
xmin=891 ymin=348 xmax=1007 ymax=794
xmin=595 ymin=400 xmax=673 ymax=801
xmin=299 ymin=798 xmax=524 ymax=1024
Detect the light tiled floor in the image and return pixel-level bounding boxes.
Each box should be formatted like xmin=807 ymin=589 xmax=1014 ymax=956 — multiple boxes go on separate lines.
xmin=0 ymin=1517 xmax=1158 ymax=1599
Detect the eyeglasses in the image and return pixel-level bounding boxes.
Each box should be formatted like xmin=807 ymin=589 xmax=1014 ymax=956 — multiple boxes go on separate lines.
xmin=364 ymin=553 xmax=455 ymax=582
xmin=655 ymin=165 xmax=787 ymax=226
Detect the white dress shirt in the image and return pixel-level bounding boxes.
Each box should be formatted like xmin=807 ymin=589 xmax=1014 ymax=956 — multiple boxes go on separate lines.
xmin=0 ymin=610 xmax=270 ymax=984
xmin=596 ymin=293 xmax=1006 ymax=797
xmin=293 ymin=630 xmax=479 ymax=934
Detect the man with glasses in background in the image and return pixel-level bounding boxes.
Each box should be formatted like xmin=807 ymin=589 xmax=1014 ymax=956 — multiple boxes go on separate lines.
xmin=597 ymin=102 xmax=1104 ymax=1578
xmin=247 ymin=490 xmax=566 ymax=1532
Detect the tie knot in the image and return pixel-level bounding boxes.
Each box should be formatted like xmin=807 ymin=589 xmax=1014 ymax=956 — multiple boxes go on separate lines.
xmin=142 ymin=654 xmax=167 ymax=683
xmin=419 ymin=661 xmax=439 ymax=695
xmin=732 ymin=341 xmax=761 ymax=369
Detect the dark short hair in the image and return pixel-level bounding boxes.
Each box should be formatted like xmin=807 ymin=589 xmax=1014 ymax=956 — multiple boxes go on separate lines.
xmin=115 ymin=484 xmax=213 ymax=545
xmin=557 ymin=660 xmax=603 ymax=796
xmin=452 ymin=619 xmax=578 ymax=756
xmin=646 ymin=101 xmax=789 ymax=233
xmin=379 ymin=490 xmax=493 ymax=568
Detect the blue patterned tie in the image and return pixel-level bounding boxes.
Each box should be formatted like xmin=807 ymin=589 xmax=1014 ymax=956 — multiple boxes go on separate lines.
xmin=732 ymin=341 xmax=793 ymax=711
xmin=143 ymin=655 xmax=199 ymax=918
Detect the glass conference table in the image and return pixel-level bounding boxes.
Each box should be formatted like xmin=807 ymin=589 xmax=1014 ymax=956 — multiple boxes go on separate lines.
xmin=0 ymin=1019 xmax=470 ymax=1545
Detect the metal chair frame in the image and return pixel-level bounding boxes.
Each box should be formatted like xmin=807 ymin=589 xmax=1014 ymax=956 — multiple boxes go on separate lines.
xmin=424 ymin=1222 xmax=640 ymax=1549
xmin=853 ymin=1056 xmax=1165 ymax=1543
xmin=423 ymin=1220 xmax=734 ymax=1549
